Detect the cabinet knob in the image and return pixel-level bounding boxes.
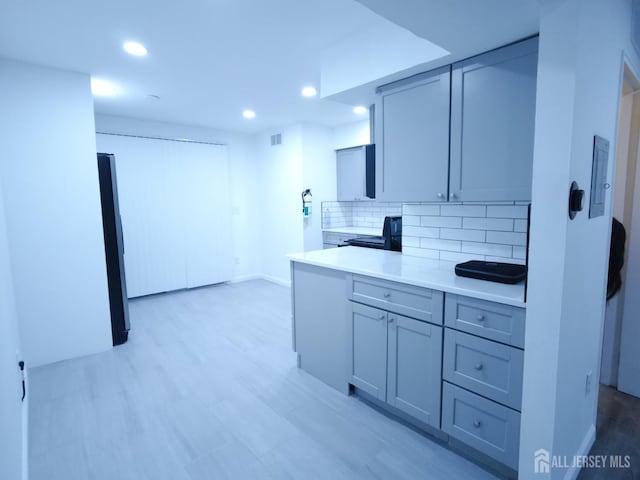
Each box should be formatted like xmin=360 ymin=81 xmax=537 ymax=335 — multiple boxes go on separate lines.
xmin=474 ymin=363 xmax=484 ymax=371
xmin=450 ymin=193 xmax=458 ymax=200
xmin=388 ymin=317 xmax=395 ymax=324
xmin=379 ymin=314 xmax=386 ymax=321
xmin=476 ymin=315 xmax=485 ymax=322
xmin=383 ymin=292 xmax=391 ymax=299
xmin=473 ymin=420 xmax=482 ymax=428
xmin=437 ymin=193 xmax=444 ymax=199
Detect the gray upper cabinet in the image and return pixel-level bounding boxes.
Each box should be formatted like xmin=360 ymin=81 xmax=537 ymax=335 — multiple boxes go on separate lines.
xmin=337 ymin=146 xmax=366 ymax=201
xmin=375 ymin=66 xmax=451 ymax=202
xmin=449 ymin=38 xmax=538 ymax=202
xmin=387 ymin=314 xmax=442 ymax=428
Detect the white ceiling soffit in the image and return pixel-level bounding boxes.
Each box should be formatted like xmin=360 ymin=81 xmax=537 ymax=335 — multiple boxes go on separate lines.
xmin=355 ymin=0 xmax=540 ymax=55
xmin=319 ymin=17 xmax=449 ymax=100
xmin=324 ymin=0 xmax=540 ymax=105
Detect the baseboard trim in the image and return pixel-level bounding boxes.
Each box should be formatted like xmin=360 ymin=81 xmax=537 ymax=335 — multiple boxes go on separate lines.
xmin=229 ymin=274 xmax=263 ymax=283
xmin=260 ymin=275 xmax=291 ymax=288
xmin=229 ymin=274 xmax=291 ymax=288
xmin=562 ymin=424 xmax=596 ymax=480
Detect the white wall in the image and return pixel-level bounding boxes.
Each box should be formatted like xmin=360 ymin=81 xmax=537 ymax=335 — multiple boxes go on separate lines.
xmin=94 ymin=114 xmax=261 ymax=282
xmin=0 ymin=59 xmax=112 ymax=368
xmin=302 ymin=125 xmax=336 ymax=252
xmin=519 ymin=1 xmax=640 ymax=478
xmin=0 ymin=181 xmax=25 ymax=479
xmin=332 ymin=120 xmax=371 ymax=150
xmin=256 ymin=125 xmax=305 ymax=285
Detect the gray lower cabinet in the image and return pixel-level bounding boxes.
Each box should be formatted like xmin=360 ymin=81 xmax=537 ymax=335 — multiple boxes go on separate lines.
xmin=442 ymin=292 xmax=526 ymax=471
xmin=348 ymin=302 xmax=388 ymax=401
xmin=442 ymin=382 xmax=521 ymax=470
xmin=292 ymin=262 xmax=526 ymax=471
xmin=349 ymin=274 xmax=444 ymax=324
xmin=449 ymin=37 xmax=538 ymax=202
xmin=291 ymin=262 xmax=350 ymax=394
xmin=387 ymin=313 xmax=442 ymax=426
xmin=443 ymin=329 xmax=524 ymax=410
xmin=445 ymin=294 xmax=526 ymax=348
xmin=348 ymin=301 xmax=443 ymax=429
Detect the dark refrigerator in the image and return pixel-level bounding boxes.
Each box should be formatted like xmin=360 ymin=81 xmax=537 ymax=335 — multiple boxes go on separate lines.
xmin=97 ymin=153 xmax=130 ymax=345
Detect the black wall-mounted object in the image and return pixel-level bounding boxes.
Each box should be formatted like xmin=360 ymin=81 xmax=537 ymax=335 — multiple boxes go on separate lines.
xmin=97 ymin=153 xmax=130 ymax=346
xmin=524 ymin=204 xmax=531 ymax=303
xmin=365 ymin=144 xmax=376 ymax=199
xmin=569 ymin=181 xmax=585 ymax=220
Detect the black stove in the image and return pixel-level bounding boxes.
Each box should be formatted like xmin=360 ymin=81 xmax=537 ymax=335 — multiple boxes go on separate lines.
xmin=346 ymin=216 xmax=402 ymax=252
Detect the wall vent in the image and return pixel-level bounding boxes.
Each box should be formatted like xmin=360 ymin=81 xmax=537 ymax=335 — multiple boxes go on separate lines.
xmin=270 ymin=133 xmax=282 ymax=146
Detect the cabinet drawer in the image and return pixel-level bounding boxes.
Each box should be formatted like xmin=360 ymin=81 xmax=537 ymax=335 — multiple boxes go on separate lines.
xmin=350 ymin=274 xmax=443 ymax=324
xmin=445 ymin=294 xmax=525 ymax=348
xmin=442 ymin=382 xmax=520 ymax=469
xmin=444 ymin=329 xmax=523 ymax=410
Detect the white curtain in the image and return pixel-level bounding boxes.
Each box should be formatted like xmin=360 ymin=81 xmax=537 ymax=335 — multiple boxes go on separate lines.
xmin=96 ymin=134 xmax=232 ymax=298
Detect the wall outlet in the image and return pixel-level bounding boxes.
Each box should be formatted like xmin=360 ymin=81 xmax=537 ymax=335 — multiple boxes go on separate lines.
xmin=585 ymin=370 xmax=593 ymax=395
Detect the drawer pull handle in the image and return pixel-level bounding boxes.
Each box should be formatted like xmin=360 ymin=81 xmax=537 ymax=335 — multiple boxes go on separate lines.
xmin=473 ymin=420 xmax=482 ymax=428
xmin=474 ymin=363 xmax=484 ymax=371
xmin=476 ymin=315 xmax=485 ymax=322
xmin=384 ymin=292 xmax=391 ymax=299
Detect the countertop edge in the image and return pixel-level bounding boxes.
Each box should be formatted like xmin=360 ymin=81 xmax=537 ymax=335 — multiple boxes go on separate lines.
xmin=288 ymin=255 xmax=526 ymax=309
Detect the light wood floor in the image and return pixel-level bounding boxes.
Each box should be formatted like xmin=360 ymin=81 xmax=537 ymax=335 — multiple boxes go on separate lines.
xmin=578 ymin=385 xmax=640 ymax=480
xmin=29 ymin=280 xmax=498 ymax=480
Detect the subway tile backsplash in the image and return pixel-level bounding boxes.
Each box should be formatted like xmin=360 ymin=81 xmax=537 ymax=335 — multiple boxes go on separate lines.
xmin=322 ymin=200 xmax=529 ymax=265
xmin=322 ymin=201 xmax=402 ymax=229
xmin=403 ymin=202 xmax=530 ymax=264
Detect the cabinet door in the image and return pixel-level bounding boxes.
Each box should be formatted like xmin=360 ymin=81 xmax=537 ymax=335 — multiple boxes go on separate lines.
xmin=348 ymin=302 xmax=388 ymax=401
xmin=387 ymin=314 xmax=442 ymax=428
xmin=376 ymin=67 xmax=451 ymax=202
xmin=336 ymin=147 xmax=365 ymax=201
xmin=449 ymin=38 xmax=538 ymax=202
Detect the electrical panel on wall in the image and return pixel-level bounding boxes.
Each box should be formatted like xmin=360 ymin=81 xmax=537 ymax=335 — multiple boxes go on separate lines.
xmin=633 ymin=0 xmax=640 ymax=56
xmin=589 ymin=135 xmax=610 ymax=219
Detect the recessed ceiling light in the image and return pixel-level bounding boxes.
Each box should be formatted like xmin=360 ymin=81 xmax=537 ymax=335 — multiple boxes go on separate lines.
xmin=353 ymin=106 xmax=368 ymax=115
xmin=123 ymin=41 xmax=148 ymax=57
xmin=243 ymin=110 xmax=256 ymax=119
xmin=301 ymin=86 xmax=318 ymax=97
xmin=91 ymin=78 xmax=118 ymax=96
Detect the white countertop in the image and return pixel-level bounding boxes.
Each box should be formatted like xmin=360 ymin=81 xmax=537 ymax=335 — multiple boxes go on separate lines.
xmin=288 ymin=246 xmax=526 ymax=308
xmin=322 ymin=227 xmax=381 ymax=236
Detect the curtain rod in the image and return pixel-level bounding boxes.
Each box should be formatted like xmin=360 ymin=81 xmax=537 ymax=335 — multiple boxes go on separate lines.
xmin=96 ymin=131 xmax=226 ymax=146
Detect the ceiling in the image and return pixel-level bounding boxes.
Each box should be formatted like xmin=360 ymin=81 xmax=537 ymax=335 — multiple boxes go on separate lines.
xmin=0 ymin=0 xmax=540 ymax=134
xmin=0 ymin=0 xmax=389 ymax=133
